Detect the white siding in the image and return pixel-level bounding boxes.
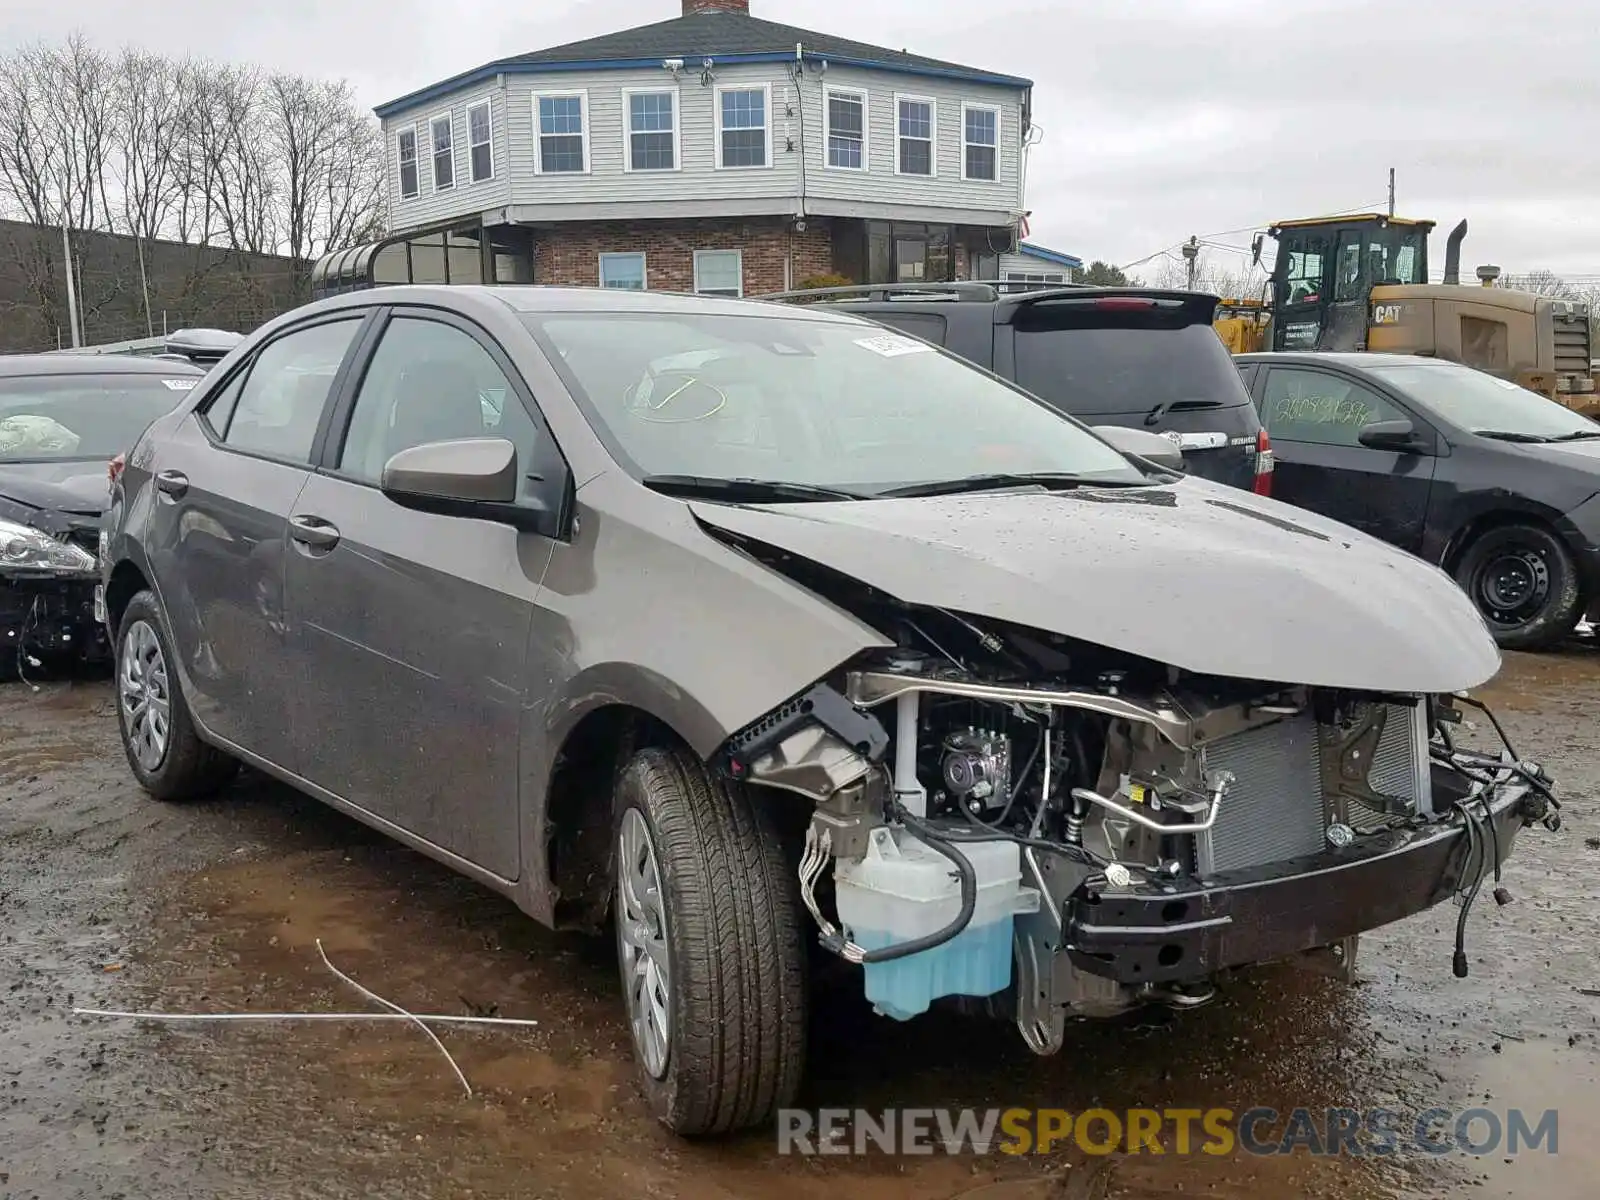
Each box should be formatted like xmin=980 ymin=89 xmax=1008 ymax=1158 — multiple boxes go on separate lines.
xmin=999 ymin=249 xmax=1074 ymax=281
xmin=507 ymin=64 xmax=803 ymax=206
xmin=382 ymin=79 xmax=512 ymax=231
xmin=379 ymin=64 xmax=1026 ymax=231
xmin=798 ymin=66 xmax=1023 ymax=215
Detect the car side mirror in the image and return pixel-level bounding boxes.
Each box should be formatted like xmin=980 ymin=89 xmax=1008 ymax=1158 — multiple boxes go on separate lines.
xmin=382 ymin=437 xmax=520 ymax=504
xmin=1357 ymin=419 xmax=1422 ymax=453
xmin=1090 ymin=424 xmax=1186 ymax=472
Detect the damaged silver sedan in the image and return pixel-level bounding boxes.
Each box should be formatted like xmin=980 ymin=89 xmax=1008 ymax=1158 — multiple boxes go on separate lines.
xmin=99 ymin=286 xmax=1559 ymax=1138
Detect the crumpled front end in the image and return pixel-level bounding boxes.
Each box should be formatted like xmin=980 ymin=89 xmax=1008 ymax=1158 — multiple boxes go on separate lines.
xmin=718 ymin=603 xmax=1557 ymax=1050
xmin=0 ymin=497 xmax=107 ymax=676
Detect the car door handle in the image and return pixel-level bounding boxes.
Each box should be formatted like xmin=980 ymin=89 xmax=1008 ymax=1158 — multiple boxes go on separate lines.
xmin=288 ymin=515 xmax=341 ymax=551
xmin=154 ymin=470 xmax=189 ymax=499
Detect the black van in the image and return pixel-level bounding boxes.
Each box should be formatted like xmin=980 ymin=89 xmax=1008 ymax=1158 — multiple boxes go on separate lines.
xmin=761 ymin=283 xmax=1270 ymax=491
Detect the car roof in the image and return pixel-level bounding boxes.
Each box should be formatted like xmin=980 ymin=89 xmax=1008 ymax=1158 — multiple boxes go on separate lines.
xmin=1233 ymin=351 xmax=1448 ymax=371
xmin=0 ymin=353 xmax=204 ymax=379
xmin=291 ymin=284 xmax=876 ymax=326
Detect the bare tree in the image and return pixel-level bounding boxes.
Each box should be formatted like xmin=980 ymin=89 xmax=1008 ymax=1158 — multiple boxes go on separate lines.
xmin=112 ymin=49 xmax=184 ymax=240
xmin=36 ymin=34 xmax=116 ymax=231
xmin=0 ymin=45 xmax=60 ymax=226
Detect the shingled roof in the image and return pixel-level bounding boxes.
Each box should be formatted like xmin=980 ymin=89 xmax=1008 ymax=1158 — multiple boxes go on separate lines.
xmin=376 ymin=9 xmax=1031 ymax=117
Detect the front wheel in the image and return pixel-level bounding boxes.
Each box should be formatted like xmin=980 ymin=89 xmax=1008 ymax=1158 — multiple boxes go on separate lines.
xmin=115 ymin=590 xmax=238 ymax=800
xmin=612 ymin=745 xmax=808 ymax=1136
xmin=1453 ymin=524 xmax=1582 ymax=651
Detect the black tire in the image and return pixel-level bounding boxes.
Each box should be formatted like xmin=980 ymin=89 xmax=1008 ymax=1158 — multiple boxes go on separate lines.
xmin=114 ymin=590 xmax=238 ymax=801
xmin=1453 ymin=523 xmax=1582 ymax=652
xmin=611 ymin=745 xmax=808 ymax=1136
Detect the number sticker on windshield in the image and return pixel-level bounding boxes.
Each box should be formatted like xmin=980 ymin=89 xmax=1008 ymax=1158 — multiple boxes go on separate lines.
xmin=162 ymin=378 xmax=199 ymax=391
xmin=853 ymin=333 xmax=932 ymax=358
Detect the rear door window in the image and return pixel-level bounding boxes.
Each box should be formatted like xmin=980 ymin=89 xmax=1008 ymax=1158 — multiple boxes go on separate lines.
xmin=1011 ymin=320 xmax=1253 ymax=419
xmin=857 ymin=311 xmax=949 ymax=347
xmin=220 ymin=319 xmax=362 ymax=464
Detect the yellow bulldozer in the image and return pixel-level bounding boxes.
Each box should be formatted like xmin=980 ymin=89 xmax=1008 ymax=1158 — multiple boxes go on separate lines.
xmin=1213 ymin=214 xmax=1598 ymax=415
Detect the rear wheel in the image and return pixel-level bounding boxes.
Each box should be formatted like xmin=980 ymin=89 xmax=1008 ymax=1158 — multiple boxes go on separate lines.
xmin=1453 ymin=524 xmax=1581 ymax=651
xmin=115 ymin=591 xmax=238 ymax=800
xmin=612 ymin=745 xmax=807 ymax=1136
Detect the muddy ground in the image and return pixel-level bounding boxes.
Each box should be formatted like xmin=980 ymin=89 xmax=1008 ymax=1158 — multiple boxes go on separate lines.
xmin=2 ymin=651 xmax=1597 ymax=1200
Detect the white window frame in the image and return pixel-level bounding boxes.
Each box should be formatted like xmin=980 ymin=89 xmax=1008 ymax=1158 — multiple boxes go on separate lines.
xmin=714 ymin=83 xmax=773 ymax=171
xmin=894 ymin=93 xmax=938 ymax=178
xmin=1005 ymin=270 xmax=1066 ymax=286
xmin=622 ymin=87 xmax=680 ymax=173
xmin=960 ymin=102 xmax=1001 ymax=183
xmin=599 ymin=252 xmax=647 ymax=291
xmin=823 ymin=86 xmax=868 ymax=172
xmin=429 ymin=112 xmax=455 ymax=192
xmin=396 ymin=123 xmax=419 ymax=200
xmin=532 ymin=89 xmax=591 ymax=176
xmin=466 ymin=99 xmax=495 ymax=183
xmin=693 ymin=248 xmax=744 ymax=298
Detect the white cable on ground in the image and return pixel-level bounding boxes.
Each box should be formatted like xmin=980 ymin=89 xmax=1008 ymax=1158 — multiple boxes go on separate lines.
xmin=71 ymin=1008 xmax=540 ymax=1028
xmin=314 ymin=937 xmax=472 ymax=1097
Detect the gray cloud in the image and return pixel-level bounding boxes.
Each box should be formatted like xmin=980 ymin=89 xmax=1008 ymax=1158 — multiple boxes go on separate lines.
xmin=3 ymin=0 xmax=1594 ymax=277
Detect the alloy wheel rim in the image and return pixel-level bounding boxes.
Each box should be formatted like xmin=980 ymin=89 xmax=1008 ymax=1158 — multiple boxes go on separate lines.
xmin=1476 ymin=548 xmax=1550 ymax=627
xmin=119 ymin=619 xmax=171 ymax=771
xmin=616 ymin=807 xmax=672 ymax=1080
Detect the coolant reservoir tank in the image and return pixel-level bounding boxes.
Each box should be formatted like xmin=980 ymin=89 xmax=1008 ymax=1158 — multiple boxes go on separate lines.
xmin=834 ymin=827 xmax=1037 ymax=1021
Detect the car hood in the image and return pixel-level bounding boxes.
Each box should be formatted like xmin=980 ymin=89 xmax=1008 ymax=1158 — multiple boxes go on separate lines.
xmin=0 ymin=462 xmax=108 ymax=539
xmin=689 ymin=478 xmax=1501 ymax=693
xmin=0 ymin=461 xmax=109 ymax=514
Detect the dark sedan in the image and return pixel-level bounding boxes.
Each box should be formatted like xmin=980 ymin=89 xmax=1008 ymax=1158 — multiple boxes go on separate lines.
xmin=1237 ymin=351 xmax=1600 ymax=649
xmin=0 ymin=353 xmax=203 ymax=675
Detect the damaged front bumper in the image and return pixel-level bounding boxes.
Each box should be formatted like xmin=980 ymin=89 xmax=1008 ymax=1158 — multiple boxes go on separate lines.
xmin=1065 ymin=773 xmax=1544 ymax=985
xmin=1 ymin=572 xmax=107 ymax=671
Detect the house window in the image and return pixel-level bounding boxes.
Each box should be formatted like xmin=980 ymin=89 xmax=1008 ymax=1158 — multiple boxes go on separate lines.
xmin=1004 ymin=271 xmax=1066 ymax=289
xmin=468 ymin=100 xmax=493 ymax=182
xmin=535 ymin=92 xmax=588 ymax=174
xmin=397 ymin=126 xmax=418 ymax=199
xmin=717 ymin=86 xmax=769 ymax=168
xmin=896 ymin=96 xmax=935 ymax=176
xmin=693 ymin=249 xmax=743 ymax=298
xmin=430 ymin=114 xmax=454 ymax=191
xmin=600 ymin=252 xmax=646 ymax=291
xmin=963 ymin=104 xmax=998 ymax=181
xmin=825 ymin=89 xmax=866 ymax=170
xmin=625 ymin=90 xmax=677 ymax=172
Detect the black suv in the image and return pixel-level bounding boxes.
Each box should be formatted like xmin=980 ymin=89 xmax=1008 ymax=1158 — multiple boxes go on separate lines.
xmin=763 ymin=283 xmax=1269 ymax=491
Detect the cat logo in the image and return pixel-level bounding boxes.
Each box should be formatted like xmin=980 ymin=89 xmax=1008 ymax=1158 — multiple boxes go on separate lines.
xmin=1372 ymin=303 xmax=1403 ymax=325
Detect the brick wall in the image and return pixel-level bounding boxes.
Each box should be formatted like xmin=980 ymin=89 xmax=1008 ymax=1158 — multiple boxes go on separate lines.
xmin=532 ymin=216 xmax=838 ymax=296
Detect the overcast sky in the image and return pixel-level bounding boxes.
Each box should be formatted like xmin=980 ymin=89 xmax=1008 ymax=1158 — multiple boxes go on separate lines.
xmin=4 ymin=0 xmax=1595 ymax=281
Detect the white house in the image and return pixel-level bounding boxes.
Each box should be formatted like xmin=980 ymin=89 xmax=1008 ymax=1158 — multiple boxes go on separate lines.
xmin=313 ymin=0 xmax=1041 ymax=298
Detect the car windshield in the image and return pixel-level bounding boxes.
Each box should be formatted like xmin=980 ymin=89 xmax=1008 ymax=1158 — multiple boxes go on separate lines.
xmin=520 ymin=312 xmax=1147 ymax=493
xmin=1366 ymin=363 xmax=1600 ymax=440
xmin=0 ymin=372 xmax=198 ymax=462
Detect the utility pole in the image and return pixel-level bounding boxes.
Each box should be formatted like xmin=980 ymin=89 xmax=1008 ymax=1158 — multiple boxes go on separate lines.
xmin=60 ymin=216 xmax=81 ymax=348
xmin=1182 ymin=235 xmax=1199 ymax=291
xmin=1388 ymin=168 xmax=1396 ymax=217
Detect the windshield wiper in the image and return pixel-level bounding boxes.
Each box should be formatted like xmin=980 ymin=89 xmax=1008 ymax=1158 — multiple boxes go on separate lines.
xmin=641 ymin=475 xmax=870 ymax=502
xmin=876 ymin=472 xmax=1142 ymax=499
xmin=1143 ymin=397 xmax=1225 ymax=427
xmin=1548 ymin=430 xmax=1600 ymax=442
xmin=1473 ymin=430 xmax=1554 ymax=443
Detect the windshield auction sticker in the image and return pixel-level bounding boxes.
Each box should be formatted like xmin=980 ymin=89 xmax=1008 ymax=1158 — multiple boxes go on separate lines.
xmin=162 ymin=378 xmax=199 ymax=391
xmin=853 ymin=333 xmax=933 ymax=358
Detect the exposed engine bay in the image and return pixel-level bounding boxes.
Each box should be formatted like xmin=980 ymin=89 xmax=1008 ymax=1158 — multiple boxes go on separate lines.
xmin=720 ymin=599 xmax=1560 ymax=1054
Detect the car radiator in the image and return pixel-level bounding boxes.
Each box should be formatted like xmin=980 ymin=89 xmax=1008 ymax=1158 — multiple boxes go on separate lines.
xmin=1194 ymin=703 xmax=1429 ymax=876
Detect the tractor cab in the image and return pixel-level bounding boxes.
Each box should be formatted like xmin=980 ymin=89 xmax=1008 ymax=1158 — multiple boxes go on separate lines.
xmin=1264 ymin=214 xmax=1433 ymax=352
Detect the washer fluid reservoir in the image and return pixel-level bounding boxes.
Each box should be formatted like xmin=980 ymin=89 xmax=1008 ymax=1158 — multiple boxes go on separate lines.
xmin=834 ymin=826 xmax=1038 ymax=1021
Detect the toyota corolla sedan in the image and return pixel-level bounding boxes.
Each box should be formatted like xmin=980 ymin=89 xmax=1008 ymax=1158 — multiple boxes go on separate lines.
xmin=101 ymin=286 xmax=1555 ymax=1137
